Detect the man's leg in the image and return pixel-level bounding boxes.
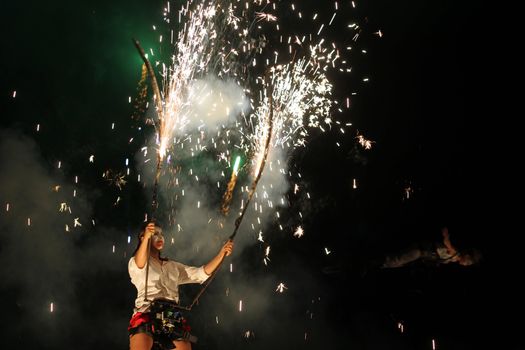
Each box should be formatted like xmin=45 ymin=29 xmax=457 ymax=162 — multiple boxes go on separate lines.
xmin=382 ymin=245 xmax=422 ymax=268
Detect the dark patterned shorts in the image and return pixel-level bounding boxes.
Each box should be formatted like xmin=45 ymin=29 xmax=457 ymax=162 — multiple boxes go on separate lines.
xmin=128 ymin=300 xmax=195 ymax=350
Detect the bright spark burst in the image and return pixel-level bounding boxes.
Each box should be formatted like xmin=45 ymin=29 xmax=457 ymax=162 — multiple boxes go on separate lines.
xmin=133 ymin=0 xmax=370 ymax=274
xmin=150 ymin=0 xmax=359 ymax=176
xmin=245 ymin=56 xmax=334 ymax=177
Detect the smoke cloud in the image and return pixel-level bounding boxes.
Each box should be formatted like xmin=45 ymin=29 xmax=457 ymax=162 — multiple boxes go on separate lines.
xmin=0 ymin=130 xmax=131 ymax=348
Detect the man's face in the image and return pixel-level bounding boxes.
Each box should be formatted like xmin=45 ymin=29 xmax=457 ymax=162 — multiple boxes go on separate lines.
xmin=459 ymin=254 xmax=473 ymax=266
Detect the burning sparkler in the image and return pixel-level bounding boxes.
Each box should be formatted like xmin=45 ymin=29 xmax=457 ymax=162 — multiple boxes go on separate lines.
xmin=229 ymin=74 xmax=274 ymax=240
xmin=220 ymin=155 xmax=241 ymax=215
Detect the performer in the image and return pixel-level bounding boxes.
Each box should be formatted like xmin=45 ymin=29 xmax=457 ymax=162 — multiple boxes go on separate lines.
xmin=128 ymin=222 xmax=234 ymax=350
xmin=381 ymin=227 xmax=482 ymax=268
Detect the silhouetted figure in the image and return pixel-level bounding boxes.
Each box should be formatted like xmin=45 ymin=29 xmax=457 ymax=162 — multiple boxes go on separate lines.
xmin=381 ymin=227 xmax=482 ymax=268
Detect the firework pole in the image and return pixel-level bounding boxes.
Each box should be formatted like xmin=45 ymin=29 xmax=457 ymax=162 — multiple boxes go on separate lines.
xmin=133 ymin=39 xmax=166 ymax=301
xmin=132 ymin=38 xmax=165 ymax=218
xmin=229 ymin=75 xmax=274 ymax=241
xmin=132 ymin=39 xmax=164 ymax=126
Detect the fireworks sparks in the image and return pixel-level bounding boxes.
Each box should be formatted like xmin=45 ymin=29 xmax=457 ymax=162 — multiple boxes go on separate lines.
xmin=103 ymin=170 xmax=127 ymax=190
xmin=255 ymin=12 xmax=277 ymax=22
xmin=155 ymin=1 xmax=227 ymax=160
xmin=404 ymin=184 xmax=413 ymax=199
xmin=2 ymin=1 xmax=480 ymax=347
xmin=293 ymin=226 xmax=304 ymax=238
xmin=276 ymin=282 xmax=287 ymax=293
xmin=249 ymin=57 xmax=334 ymax=155
xmin=263 ymin=245 xmax=271 ymax=265
xmin=244 ymin=330 xmax=255 ymax=339
xmin=356 ymin=133 xmax=374 ymax=149
xmin=126 ymin=0 xmax=369 ymax=254
xmin=8 ymin=0 xmax=372 ymax=335
xmin=59 ymin=203 xmax=69 ymax=212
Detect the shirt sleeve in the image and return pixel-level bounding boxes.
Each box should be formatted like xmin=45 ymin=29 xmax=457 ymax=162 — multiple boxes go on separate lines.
xmin=128 ymin=257 xmax=146 ymax=287
xmin=171 ymin=261 xmax=209 ymax=285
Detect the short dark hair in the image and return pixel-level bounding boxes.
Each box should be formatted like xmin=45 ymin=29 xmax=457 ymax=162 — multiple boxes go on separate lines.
xmin=460 ymin=248 xmax=483 ymax=265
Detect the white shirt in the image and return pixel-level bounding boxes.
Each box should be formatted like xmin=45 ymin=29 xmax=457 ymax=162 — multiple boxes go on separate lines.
xmin=128 ymin=257 xmax=209 ymax=313
xmin=436 ymin=245 xmax=459 ymax=263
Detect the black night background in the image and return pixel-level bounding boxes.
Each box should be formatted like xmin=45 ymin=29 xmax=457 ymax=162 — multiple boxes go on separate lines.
xmin=0 ymin=1 xmax=512 ymax=349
